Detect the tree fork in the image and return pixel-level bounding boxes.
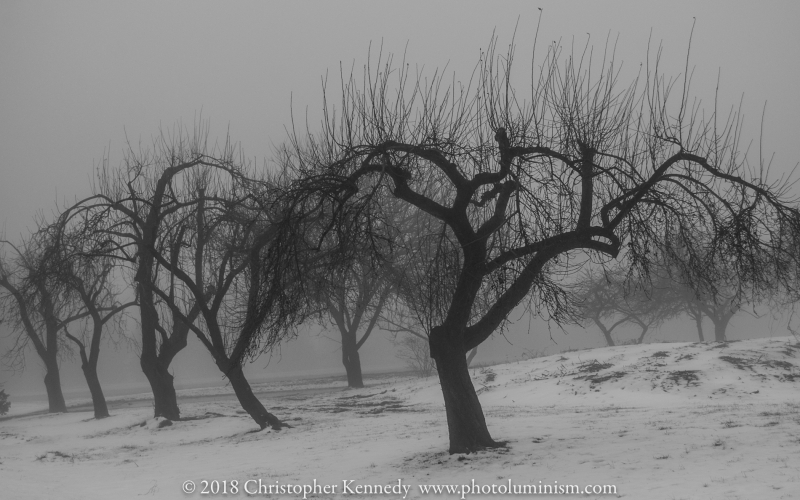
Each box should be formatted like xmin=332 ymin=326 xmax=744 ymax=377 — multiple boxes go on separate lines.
xmin=140 ymin=357 xmax=181 ymax=421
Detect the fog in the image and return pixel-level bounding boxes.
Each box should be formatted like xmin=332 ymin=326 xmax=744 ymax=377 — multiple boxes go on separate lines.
xmin=1 ymin=1 xmax=798 ymax=399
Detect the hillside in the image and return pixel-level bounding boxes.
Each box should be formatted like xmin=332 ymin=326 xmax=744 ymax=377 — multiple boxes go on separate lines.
xmin=1 ymin=337 xmax=798 ymax=499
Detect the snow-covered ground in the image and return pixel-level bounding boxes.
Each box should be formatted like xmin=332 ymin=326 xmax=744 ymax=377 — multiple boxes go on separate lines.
xmin=1 ymin=337 xmax=799 ymax=499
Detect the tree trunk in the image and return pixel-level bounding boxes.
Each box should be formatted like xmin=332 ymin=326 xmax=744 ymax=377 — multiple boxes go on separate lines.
xmin=225 ymin=364 xmax=288 ymax=430
xmin=595 ymin=320 xmax=615 ymax=346
xmin=636 ymin=325 xmax=649 ymax=344
xmin=694 ymin=314 xmax=704 ymax=342
xmin=140 ymin=356 xmax=181 ymax=421
xmin=341 ymin=332 xmax=364 ymax=388
xmin=713 ymin=315 xmax=731 ymax=342
xmin=136 ymin=281 xmax=184 ymax=420
xmin=81 ymin=359 xmax=109 ymax=419
xmin=43 ymin=359 xmax=67 ymax=413
xmin=67 ymin=334 xmax=110 ymax=419
xmin=430 ymin=326 xmax=500 ymax=454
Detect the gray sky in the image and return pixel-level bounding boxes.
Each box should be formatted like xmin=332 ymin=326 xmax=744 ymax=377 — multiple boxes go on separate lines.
xmin=1 ymin=1 xmax=799 ymax=397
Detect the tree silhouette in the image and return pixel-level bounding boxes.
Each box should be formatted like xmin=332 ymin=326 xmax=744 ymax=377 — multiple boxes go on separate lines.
xmin=278 ymin=34 xmax=800 ymax=452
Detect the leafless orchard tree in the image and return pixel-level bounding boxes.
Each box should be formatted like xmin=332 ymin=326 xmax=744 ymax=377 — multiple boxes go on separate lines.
xmin=571 ymin=268 xmax=681 ymax=346
xmin=144 ymin=162 xmax=309 ymax=430
xmin=46 ymin=217 xmax=134 ymax=419
xmin=303 ymin=191 xmax=429 ymax=388
xmin=279 ymin=33 xmax=800 ymax=453
xmin=309 ymin=254 xmax=393 ymax=388
xmin=660 ymin=228 xmax=757 ymax=342
xmin=65 ymin=123 xmax=255 ymax=420
xmin=0 ymin=389 xmax=9 ymax=415
xmin=0 ymin=226 xmax=84 ymax=412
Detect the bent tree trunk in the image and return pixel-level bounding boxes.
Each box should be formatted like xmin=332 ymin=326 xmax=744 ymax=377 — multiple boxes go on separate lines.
xmin=341 ymin=333 xmax=364 ymax=388
xmin=43 ymin=357 xmax=67 ymax=413
xmin=66 ymin=334 xmax=109 ymax=418
xmin=137 ymin=286 xmax=186 ymax=421
xmin=140 ymin=356 xmax=180 ymax=420
xmin=225 ymin=363 xmax=288 ymax=430
xmin=81 ymin=361 xmax=109 ymax=419
xmin=430 ymin=325 xmax=499 ymax=454
xmin=636 ymin=325 xmax=649 ymax=344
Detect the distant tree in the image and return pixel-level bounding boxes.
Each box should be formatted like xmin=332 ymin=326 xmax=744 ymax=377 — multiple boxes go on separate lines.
xmin=395 ymin=335 xmax=436 ymax=377
xmin=312 ymin=256 xmax=393 ymax=388
xmin=0 ymin=389 xmax=10 ymax=415
xmin=281 ymin=33 xmax=800 ymax=453
xmin=572 ymin=268 xmax=681 ymax=346
xmin=304 ymin=193 xmax=420 ymax=388
xmin=660 ymin=229 xmax=752 ymax=342
xmin=675 ymin=285 xmax=740 ymax=342
xmin=0 ymin=226 xmax=84 ymax=413
xmin=47 ymin=218 xmax=135 ymax=419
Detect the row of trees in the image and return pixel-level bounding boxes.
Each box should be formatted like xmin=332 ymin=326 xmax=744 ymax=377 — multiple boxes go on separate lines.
xmin=572 ymin=255 xmax=743 ymax=346
xmin=2 ymin=34 xmax=800 ymax=454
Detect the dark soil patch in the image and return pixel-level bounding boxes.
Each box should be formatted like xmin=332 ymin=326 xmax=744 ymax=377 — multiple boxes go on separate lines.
xmin=322 ymin=397 xmax=412 ymax=414
xmin=578 ymin=360 xmax=613 ymax=373
xmin=651 ymin=351 xmax=670 ymax=358
xmin=760 ymin=359 xmax=795 ymax=371
xmin=180 ymin=412 xmax=226 ymax=422
xmin=36 ymin=451 xmax=79 ymax=463
xmin=719 ymin=356 xmax=752 ymax=370
xmin=666 ymin=370 xmax=700 ymax=387
xmin=585 ymin=372 xmax=626 ymax=385
xmin=709 ymin=341 xmax=739 ymax=349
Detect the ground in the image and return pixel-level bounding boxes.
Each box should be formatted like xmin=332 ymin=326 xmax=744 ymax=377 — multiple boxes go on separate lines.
xmin=1 ymin=337 xmax=799 ymax=499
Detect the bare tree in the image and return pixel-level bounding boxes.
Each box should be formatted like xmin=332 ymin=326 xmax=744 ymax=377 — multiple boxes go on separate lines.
xmin=66 ymin=123 xmax=247 ymax=420
xmin=312 ymin=256 xmax=392 ymax=388
xmin=669 ymin=282 xmax=740 ymax=342
xmin=661 ymin=229 xmax=751 ymax=342
xmin=395 ymin=334 xmax=436 ymax=377
xmin=146 ymin=165 xmax=306 ymax=430
xmin=0 ymin=227 xmax=84 ymax=413
xmin=572 ymin=268 xmax=681 ymax=346
xmin=303 ymin=191 xmax=420 ymax=388
xmin=0 ymin=389 xmax=9 ymax=415
xmin=47 ymin=218 xmax=134 ymax=419
xmin=281 ymin=33 xmax=800 ymax=453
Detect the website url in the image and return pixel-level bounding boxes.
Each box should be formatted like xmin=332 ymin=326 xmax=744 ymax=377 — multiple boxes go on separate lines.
xmin=418 ymin=480 xmax=617 ymax=498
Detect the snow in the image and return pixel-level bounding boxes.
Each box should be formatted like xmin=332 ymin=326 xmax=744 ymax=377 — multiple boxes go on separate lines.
xmin=1 ymin=337 xmax=799 ymax=499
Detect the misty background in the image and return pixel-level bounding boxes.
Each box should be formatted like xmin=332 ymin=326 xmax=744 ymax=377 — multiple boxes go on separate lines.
xmin=1 ymin=1 xmax=798 ymax=400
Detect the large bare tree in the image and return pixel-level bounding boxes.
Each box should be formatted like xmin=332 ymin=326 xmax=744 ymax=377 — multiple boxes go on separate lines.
xmin=145 ymin=165 xmax=306 ymax=429
xmin=66 ymin=123 xmax=250 ymax=420
xmin=280 ymin=35 xmax=800 ymax=452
